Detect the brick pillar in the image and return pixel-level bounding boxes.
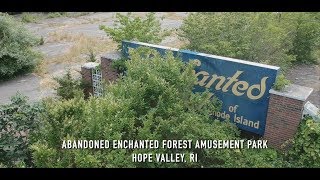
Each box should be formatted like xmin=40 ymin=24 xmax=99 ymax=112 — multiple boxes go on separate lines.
xmin=264 ymin=84 xmax=313 ymax=149
xmin=81 ymin=62 xmax=99 ymax=98
xmin=100 ymin=51 xmax=122 ymax=83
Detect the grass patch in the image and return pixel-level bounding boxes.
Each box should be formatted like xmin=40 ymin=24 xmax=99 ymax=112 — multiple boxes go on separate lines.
xmin=36 ymin=32 xmax=116 ymax=91
xmin=66 ymin=12 xmax=91 ymax=18
xmin=130 ymin=12 xmax=148 ymax=18
xmin=46 ymin=32 xmax=116 ymax=64
xmin=39 ymin=65 xmax=84 ymax=91
xmin=47 ymin=12 xmax=91 ymax=19
xmin=164 ymin=12 xmax=186 ymax=21
xmin=46 ymin=31 xmax=81 ymax=43
xmin=86 ymin=48 xmax=97 ymax=62
xmin=47 ymin=12 xmax=65 ymax=18
xmin=82 ymin=17 xmax=106 ymax=24
xmin=21 ymin=13 xmax=41 ymax=23
xmin=34 ymin=59 xmax=49 ymax=77
xmin=40 ymin=74 xmax=59 ymax=90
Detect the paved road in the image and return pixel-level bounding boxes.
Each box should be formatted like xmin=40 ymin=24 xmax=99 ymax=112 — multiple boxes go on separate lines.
xmin=0 ymin=74 xmax=41 ymax=104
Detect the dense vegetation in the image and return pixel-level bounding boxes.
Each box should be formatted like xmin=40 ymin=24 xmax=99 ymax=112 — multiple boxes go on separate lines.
xmin=28 ymin=48 xmax=282 ymax=168
xmin=30 ymin=49 xmax=226 ymax=167
xmin=1 ymin=12 xmax=320 ymax=168
xmin=179 ymin=12 xmax=320 ymax=71
xmin=19 ymin=12 xmax=91 ymax=23
xmin=1 ymin=49 xmax=319 ymax=167
xmin=285 ymin=117 xmax=320 ymax=167
xmin=0 ymin=13 xmax=41 ymax=80
xmin=0 ymin=93 xmax=43 ymax=167
xmin=99 ymin=12 xmax=170 ymax=49
xmin=53 ymin=70 xmax=84 ymax=100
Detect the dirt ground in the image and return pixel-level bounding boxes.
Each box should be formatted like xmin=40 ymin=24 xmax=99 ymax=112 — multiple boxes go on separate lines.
xmin=0 ymin=12 xmax=319 ymax=108
xmin=286 ymin=64 xmax=320 ymax=107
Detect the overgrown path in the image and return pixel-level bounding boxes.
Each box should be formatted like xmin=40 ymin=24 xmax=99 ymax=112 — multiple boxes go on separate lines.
xmin=0 ymin=12 xmax=186 ymax=104
xmin=0 ymin=12 xmax=319 ymax=108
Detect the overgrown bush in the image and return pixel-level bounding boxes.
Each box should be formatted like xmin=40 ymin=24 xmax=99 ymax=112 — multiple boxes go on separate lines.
xmin=273 ymin=73 xmax=291 ymax=91
xmin=29 ymin=48 xmax=285 ymax=168
xmin=179 ymin=12 xmax=320 ymax=70
xmin=30 ymin=48 xmax=224 ymax=167
xmin=0 ymin=13 xmax=41 ymax=80
xmin=285 ymin=117 xmax=320 ymax=167
xmin=3 ymin=48 xmax=316 ymax=168
xmin=86 ymin=48 xmax=97 ymax=62
xmin=99 ymin=13 xmax=170 ymax=49
xmin=1 ymin=12 xmax=318 ymax=168
xmin=0 ymin=93 xmax=43 ymax=167
xmin=111 ymin=58 xmax=127 ymax=74
xmin=47 ymin=12 xmax=66 ymax=18
xmin=46 ymin=12 xmax=89 ymax=18
xmin=285 ymin=13 xmax=320 ymax=64
xmin=39 ymin=36 xmax=44 ymax=45
xmin=21 ymin=13 xmax=39 ymax=23
xmin=53 ymin=70 xmax=84 ymax=100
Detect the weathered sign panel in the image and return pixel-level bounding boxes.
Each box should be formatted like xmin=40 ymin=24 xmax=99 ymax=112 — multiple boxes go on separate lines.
xmin=122 ymin=41 xmax=280 ymax=135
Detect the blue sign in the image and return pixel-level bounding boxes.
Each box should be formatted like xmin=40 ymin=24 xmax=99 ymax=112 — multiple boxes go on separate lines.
xmin=122 ymin=41 xmax=280 ymax=135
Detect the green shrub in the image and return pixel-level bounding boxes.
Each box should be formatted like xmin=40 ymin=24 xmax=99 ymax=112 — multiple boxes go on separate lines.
xmin=47 ymin=12 xmax=65 ymax=18
xmin=21 ymin=13 xmax=39 ymax=23
xmin=273 ymin=73 xmax=291 ymax=91
xmin=285 ymin=117 xmax=320 ymax=167
xmin=111 ymin=58 xmax=127 ymax=74
xmin=39 ymin=36 xmax=45 ymax=45
xmin=30 ymin=48 xmax=285 ymax=168
xmin=53 ymin=70 xmax=84 ymax=100
xmin=86 ymin=48 xmax=96 ymax=62
xmin=0 ymin=93 xmax=43 ymax=167
xmin=179 ymin=13 xmax=295 ymax=70
xmin=0 ymin=13 xmax=41 ymax=80
xmin=66 ymin=12 xmax=90 ymax=18
xmin=46 ymin=12 xmax=89 ymax=19
xmin=224 ymin=148 xmax=285 ymax=168
xmin=99 ymin=13 xmax=170 ymax=49
xmin=285 ymin=13 xmax=320 ymax=64
xmin=30 ymin=48 xmax=242 ymax=167
xmin=179 ymin=12 xmax=320 ymax=70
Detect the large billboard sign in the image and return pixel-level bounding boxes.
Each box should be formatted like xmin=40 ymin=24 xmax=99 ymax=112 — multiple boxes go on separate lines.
xmin=122 ymin=41 xmax=280 ymax=135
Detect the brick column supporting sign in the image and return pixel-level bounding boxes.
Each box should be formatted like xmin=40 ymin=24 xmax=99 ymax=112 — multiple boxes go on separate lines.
xmin=100 ymin=51 xmax=122 ymax=83
xmin=263 ymin=84 xmax=313 ymax=149
xmin=81 ymin=62 xmax=99 ymax=98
